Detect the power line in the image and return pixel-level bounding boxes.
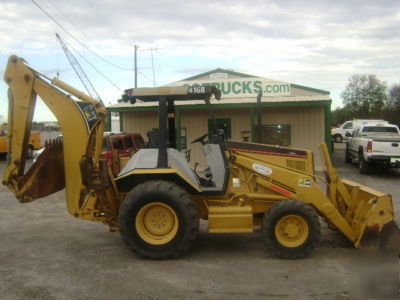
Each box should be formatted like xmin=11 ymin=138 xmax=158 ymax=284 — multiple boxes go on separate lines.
xmin=138 ymin=71 xmax=154 ymax=84
xmin=61 ymin=35 xmax=122 ymax=92
xmin=84 ymin=0 xmax=116 ymax=34
xmin=139 ymin=46 xmax=164 ymax=53
xmin=30 ymin=0 xmax=131 ymax=71
xmin=55 ymin=34 xmax=59 ymax=77
xmin=150 ymin=49 xmax=156 ymax=87
xmin=46 ymin=0 xmax=91 ymax=43
xmin=139 ymin=47 xmax=163 ymax=87
xmin=47 ymin=0 xmax=127 ymax=64
xmin=56 ymin=33 xmax=103 ymax=101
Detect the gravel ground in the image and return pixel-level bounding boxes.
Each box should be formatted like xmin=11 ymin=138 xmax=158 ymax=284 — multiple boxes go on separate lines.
xmin=0 ymin=143 xmax=399 ymax=299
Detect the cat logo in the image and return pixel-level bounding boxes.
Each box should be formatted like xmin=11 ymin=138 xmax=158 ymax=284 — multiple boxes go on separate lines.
xmin=299 ymin=178 xmax=312 ymax=187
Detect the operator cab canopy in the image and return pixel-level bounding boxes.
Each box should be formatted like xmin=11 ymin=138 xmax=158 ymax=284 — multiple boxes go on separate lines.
xmin=115 ymin=86 xmax=229 ymax=195
xmin=122 ymin=86 xmax=221 ymax=103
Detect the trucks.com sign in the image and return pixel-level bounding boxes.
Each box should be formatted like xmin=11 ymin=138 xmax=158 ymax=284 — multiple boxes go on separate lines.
xmin=171 ymin=74 xmax=291 ymax=98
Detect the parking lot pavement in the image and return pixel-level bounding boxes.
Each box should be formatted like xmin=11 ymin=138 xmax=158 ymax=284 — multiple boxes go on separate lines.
xmin=0 ymin=147 xmax=399 ymax=299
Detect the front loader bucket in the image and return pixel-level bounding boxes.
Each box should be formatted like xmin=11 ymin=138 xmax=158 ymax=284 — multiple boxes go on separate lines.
xmin=15 ymin=140 xmax=65 ymax=202
xmin=318 ymin=143 xmax=400 ymax=252
xmin=341 ymin=179 xmax=400 ymax=251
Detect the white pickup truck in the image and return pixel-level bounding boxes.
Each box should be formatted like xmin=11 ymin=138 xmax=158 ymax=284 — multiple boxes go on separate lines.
xmin=345 ymin=124 xmax=400 ymax=173
xmin=331 ymin=119 xmax=388 ymax=143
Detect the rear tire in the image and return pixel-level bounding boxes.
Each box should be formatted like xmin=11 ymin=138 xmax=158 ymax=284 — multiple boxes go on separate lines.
xmin=118 ymin=180 xmax=199 ymax=259
xmin=358 ymin=152 xmax=370 ymax=174
xmin=345 ymin=146 xmax=352 ymax=164
xmin=26 ymin=145 xmax=34 ymax=159
xmin=263 ymin=199 xmax=321 ymax=259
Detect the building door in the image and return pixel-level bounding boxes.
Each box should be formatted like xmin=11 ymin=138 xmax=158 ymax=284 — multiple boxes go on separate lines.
xmin=208 ymin=118 xmax=231 ymax=138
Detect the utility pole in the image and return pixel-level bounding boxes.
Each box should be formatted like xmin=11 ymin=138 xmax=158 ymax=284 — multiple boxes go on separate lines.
xmin=150 ymin=48 xmax=156 ymax=87
xmin=134 ymin=45 xmax=138 ymax=88
xmin=139 ymin=46 xmax=163 ymax=87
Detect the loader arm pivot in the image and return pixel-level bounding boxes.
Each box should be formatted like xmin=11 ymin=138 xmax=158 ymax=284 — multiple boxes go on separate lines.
xmin=2 ymin=55 xmax=119 ymax=228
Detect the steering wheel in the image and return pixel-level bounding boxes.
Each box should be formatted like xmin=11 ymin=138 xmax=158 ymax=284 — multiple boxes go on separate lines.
xmin=191 ymin=133 xmax=209 ymax=145
xmin=185 ymin=148 xmax=191 ymax=162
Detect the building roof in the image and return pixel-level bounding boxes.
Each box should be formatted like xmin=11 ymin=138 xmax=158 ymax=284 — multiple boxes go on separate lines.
xmin=110 ymin=68 xmax=331 ymax=109
xmin=109 ymin=95 xmax=331 ymax=110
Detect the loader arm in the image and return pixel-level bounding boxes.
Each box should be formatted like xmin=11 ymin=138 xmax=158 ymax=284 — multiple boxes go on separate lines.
xmin=228 ymin=142 xmax=400 ymax=251
xmin=3 ymin=55 xmax=118 ymax=228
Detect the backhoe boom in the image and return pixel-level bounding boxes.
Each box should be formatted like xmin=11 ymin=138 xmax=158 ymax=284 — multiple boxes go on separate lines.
xmin=3 ymin=55 xmax=118 ymax=228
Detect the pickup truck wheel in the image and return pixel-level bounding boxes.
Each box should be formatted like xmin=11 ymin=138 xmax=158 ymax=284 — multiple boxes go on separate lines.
xmin=334 ymin=135 xmax=342 ymax=143
xmin=345 ymin=147 xmax=352 ymax=164
xmin=358 ymin=153 xmax=370 ymax=174
xmin=263 ymin=199 xmax=321 ymax=259
xmin=118 ymin=180 xmax=199 ymax=259
xmin=26 ymin=145 xmax=34 ymax=159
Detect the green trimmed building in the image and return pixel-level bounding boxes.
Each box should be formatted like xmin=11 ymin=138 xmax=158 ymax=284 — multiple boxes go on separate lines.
xmin=107 ymin=69 xmax=332 ymax=169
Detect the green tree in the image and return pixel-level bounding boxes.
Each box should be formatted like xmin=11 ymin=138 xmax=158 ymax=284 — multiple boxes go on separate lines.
xmin=332 ymin=106 xmax=353 ymax=125
xmin=388 ymin=83 xmax=400 ymax=109
xmin=384 ymin=83 xmax=400 ymax=125
xmin=341 ymin=74 xmax=387 ymax=119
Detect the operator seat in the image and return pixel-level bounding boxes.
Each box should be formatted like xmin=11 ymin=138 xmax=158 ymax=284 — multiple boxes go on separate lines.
xmin=202 ymin=143 xmax=226 ymax=190
xmin=196 ymin=131 xmax=230 ymax=195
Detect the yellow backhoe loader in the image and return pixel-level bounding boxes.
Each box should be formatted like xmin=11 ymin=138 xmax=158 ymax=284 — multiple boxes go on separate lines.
xmin=3 ymin=55 xmax=399 ymax=259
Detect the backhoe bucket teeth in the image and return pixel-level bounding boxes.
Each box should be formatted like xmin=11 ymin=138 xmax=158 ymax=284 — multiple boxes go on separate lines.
xmin=16 ymin=140 xmax=65 ymax=202
xmin=341 ymin=179 xmax=400 ymax=252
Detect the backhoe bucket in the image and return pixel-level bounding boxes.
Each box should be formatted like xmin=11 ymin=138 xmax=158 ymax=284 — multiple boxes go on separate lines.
xmin=15 ymin=140 xmax=65 ymax=202
xmin=341 ymin=179 xmax=400 ymax=251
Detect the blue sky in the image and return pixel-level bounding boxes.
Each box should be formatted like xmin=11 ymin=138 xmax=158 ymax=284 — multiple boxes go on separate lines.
xmin=1 ymin=0 xmax=399 ymax=121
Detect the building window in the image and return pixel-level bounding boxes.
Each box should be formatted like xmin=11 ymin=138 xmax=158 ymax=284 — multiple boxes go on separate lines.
xmin=208 ymin=118 xmax=231 ymax=138
xmin=258 ymin=124 xmax=291 ymax=147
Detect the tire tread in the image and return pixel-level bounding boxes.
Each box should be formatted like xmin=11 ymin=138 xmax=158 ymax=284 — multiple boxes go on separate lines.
xmin=118 ymin=180 xmax=199 ymax=259
xmin=262 ymin=199 xmax=321 ymax=259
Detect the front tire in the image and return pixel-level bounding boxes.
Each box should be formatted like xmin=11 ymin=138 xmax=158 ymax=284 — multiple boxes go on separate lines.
xmin=263 ymin=199 xmax=321 ymax=259
xmin=118 ymin=180 xmax=199 ymax=259
xmin=334 ymin=134 xmax=342 ymax=143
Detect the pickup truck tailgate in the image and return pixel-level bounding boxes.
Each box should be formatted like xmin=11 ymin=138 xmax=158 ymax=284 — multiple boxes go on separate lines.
xmin=372 ymin=138 xmax=400 ymax=156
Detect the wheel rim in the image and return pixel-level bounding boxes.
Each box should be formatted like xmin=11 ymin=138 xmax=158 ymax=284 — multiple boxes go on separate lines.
xmin=135 ymin=202 xmax=178 ymax=245
xmin=274 ymin=214 xmax=309 ymax=248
